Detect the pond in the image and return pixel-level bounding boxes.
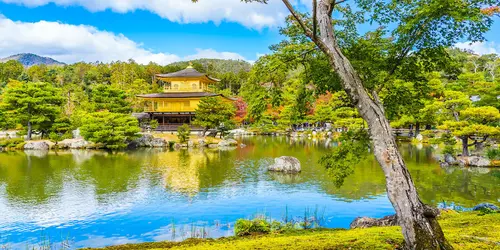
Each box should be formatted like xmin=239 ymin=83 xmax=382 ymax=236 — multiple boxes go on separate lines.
xmin=0 ymin=136 xmax=499 ymax=248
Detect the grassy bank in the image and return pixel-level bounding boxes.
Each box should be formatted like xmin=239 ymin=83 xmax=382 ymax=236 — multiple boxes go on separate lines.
xmin=94 ymin=211 xmax=500 ymax=250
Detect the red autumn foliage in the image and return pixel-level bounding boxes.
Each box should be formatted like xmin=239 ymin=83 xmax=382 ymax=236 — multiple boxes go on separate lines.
xmin=233 ymin=97 xmax=248 ymax=124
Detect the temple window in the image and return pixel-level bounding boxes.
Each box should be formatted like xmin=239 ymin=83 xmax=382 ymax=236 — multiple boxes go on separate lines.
xmin=192 ymin=83 xmax=197 ymax=89
xmin=173 ymin=84 xmax=179 ymax=90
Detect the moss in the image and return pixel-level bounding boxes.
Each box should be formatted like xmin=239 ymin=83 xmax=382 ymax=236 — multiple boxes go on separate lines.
xmin=93 ymin=212 xmax=500 ymax=250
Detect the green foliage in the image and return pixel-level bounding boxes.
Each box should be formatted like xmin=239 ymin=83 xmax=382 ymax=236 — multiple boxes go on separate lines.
xmin=319 ymin=129 xmax=370 ymax=187
xmin=193 ymin=96 xmax=236 ymax=132
xmin=149 ymin=119 xmax=159 ymax=130
xmin=234 ymin=218 xmax=271 ymax=236
xmin=2 ymin=81 xmax=64 ymax=139
xmin=0 ymin=138 xmax=25 ymax=149
xmin=90 ymin=84 xmax=132 ymax=113
xmin=177 ymin=124 xmax=191 ymax=143
xmin=80 ymin=111 xmax=140 ymax=149
xmin=486 ymin=148 xmax=500 ymax=160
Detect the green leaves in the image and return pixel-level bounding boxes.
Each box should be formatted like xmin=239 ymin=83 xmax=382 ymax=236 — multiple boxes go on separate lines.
xmin=90 ymin=84 xmax=132 ymax=114
xmin=80 ymin=111 xmax=140 ymax=149
xmin=2 ymin=81 xmax=64 ymax=137
xmin=319 ymin=129 xmax=371 ymax=188
xmin=177 ymin=124 xmax=191 ymax=143
xmin=193 ymin=96 xmax=236 ymax=131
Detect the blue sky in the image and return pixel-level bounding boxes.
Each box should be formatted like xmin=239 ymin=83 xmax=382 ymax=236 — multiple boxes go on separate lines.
xmin=0 ymin=0 xmax=499 ymax=65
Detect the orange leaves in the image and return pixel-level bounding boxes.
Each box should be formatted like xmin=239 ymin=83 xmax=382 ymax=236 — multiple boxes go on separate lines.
xmin=481 ymin=6 xmax=500 ymax=16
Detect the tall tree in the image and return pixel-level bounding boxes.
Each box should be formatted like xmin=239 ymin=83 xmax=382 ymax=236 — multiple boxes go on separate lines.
xmin=2 ymin=82 xmax=64 ymax=140
xmin=89 ymin=84 xmax=132 ymax=114
xmin=193 ymin=96 xmax=236 ymax=136
xmin=80 ymin=111 xmax=140 ymax=149
xmin=193 ymin=0 xmax=497 ymax=248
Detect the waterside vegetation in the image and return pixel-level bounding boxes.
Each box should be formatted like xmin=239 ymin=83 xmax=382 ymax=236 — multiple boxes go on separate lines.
xmin=93 ymin=211 xmax=500 ymax=250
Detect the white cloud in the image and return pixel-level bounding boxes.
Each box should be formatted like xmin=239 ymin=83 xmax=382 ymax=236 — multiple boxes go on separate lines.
xmin=184 ymin=48 xmax=246 ymax=61
xmin=0 ymin=16 xmax=249 ymax=65
xmin=455 ymin=41 xmax=500 ymax=55
xmin=1 ymin=0 xmax=290 ymax=29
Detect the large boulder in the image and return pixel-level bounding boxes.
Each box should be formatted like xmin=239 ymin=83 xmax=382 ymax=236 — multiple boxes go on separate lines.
xmin=218 ymin=139 xmax=238 ymax=148
xmin=268 ymin=156 xmax=301 ymax=173
xmin=350 ymin=215 xmax=398 ymax=229
xmin=24 ymin=141 xmax=50 ymax=151
xmin=131 ymin=134 xmax=167 ymax=148
xmin=473 ymin=203 xmax=499 ymax=211
xmin=467 ymin=156 xmax=491 ymax=167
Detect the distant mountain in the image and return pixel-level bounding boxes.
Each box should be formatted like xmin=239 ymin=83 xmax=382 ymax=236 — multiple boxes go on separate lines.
xmin=0 ymin=53 xmax=65 ymax=67
xmin=168 ymin=59 xmax=252 ymax=74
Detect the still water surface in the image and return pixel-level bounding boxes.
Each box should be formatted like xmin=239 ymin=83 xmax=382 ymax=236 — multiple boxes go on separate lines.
xmin=0 ymin=136 xmax=499 ymax=248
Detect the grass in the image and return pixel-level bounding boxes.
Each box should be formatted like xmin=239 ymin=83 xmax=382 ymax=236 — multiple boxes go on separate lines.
xmin=91 ymin=211 xmax=500 ymax=250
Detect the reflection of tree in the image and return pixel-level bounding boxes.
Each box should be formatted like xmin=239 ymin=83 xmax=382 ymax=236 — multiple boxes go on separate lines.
xmin=0 ymin=151 xmax=143 ymax=205
xmin=74 ymin=152 xmax=143 ymax=198
xmin=0 ymin=141 xmax=498 ymax=208
xmin=0 ymin=151 xmax=74 ymax=204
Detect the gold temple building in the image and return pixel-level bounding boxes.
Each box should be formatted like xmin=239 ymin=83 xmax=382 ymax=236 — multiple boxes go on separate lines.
xmin=136 ymin=65 xmax=228 ymax=131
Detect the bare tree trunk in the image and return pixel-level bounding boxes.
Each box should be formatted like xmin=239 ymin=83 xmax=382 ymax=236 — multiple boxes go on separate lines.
xmin=27 ymin=103 xmax=32 ymax=141
xmin=300 ymin=1 xmax=452 ymax=249
xmin=461 ymin=137 xmax=470 ymax=156
xmin=27 ymin=120 xmax=32 ymax=141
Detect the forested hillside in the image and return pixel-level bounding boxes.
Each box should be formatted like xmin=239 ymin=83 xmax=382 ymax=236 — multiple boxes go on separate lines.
xmin=0 ymin=53 xmax=65 ymax=67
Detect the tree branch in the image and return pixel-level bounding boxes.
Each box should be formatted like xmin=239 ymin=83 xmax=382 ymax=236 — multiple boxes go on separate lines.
xmin=313 ymin=0 xmax=317 ymax=40
xmin=282 ymin=0 xmax=315 ymax=41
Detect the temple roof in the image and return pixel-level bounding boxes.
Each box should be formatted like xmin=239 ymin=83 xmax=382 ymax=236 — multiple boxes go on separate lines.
xmin=137 ymin=92 xmax=221 ymax=98
xmin=155 ymin=66 xmax=220 ymax=82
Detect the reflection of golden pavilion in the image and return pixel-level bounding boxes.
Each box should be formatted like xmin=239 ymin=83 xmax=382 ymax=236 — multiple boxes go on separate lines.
xmin=136 ymin=64 xmax=230 ymax=131
xmin=150 ymin=150 xmax=217 ymax=195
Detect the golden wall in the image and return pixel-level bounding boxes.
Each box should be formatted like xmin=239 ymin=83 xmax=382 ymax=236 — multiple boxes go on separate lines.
xmin=144 ymin=98 xmax=201 ymax=112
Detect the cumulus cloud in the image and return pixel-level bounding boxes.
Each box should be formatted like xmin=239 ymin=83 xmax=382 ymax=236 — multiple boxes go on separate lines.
xmin=0 ymin=16 xmax=249 ymax=64
xmin=1 ymin=0 xmax=290 ymax=29
xmin=184 ymin=48 xmax=246 ymax=61
xmin=455 ymin=41 xmax=500 ymax=55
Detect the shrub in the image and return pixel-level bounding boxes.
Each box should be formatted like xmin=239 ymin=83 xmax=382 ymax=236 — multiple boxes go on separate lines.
xmin=486 ymin=148 xmax=500 ymax=160
xmin=177 ymin=124 xmax=191 ymax=143
xmin=234 ymin=218 xmax=271 ymax=236
xmin=0 ymin=138 xmax=25 ymax=149
xmin=149 ymin=119 xmax=159 ymax=130
xmin=80 ymin=111 xmax=141 ymax=149
xmin=443 ymin=145 xmax=456 ymax=156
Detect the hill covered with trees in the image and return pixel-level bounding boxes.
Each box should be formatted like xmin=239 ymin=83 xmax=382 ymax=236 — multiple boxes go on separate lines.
xmin=0 ymin=53 xmax=65 ymax=67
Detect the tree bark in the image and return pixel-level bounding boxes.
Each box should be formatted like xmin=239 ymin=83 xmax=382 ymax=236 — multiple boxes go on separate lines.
xmin=415 ymin=122 xmax=421 ymax=137
xmin=461 ymin=136 xmax=469 ymax=156
xmin=289 ymin=1 xmax=452 ymax=249
xmin=27 ymin=103 xmax=32 ymax=141
xmin=27 ymin=120 xmax=32 ymax=141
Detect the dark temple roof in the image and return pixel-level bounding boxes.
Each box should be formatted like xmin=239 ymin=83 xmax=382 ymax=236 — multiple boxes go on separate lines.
xmin=156 ymin=67 xmax=220 ymax=82
xmin=136 ymin=92 xmax=221 ymax=98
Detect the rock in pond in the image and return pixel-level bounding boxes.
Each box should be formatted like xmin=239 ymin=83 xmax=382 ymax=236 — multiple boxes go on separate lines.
xmin=24 ymin=141 xmax=50 ymax=150
xmin=464 ymin=156 xmax=491 ymax=167
xmin=473 ymin=203 xmax=499 ymax=211
xmin=350 ymin=215 xmax=398 ymax=229
xmin=218 ymin=139 xmax=238 ymax=148
xmin=131 ymin=134 xmax=167 ymax=148
xmin=268 ymin=156 xmax=301 ymax=173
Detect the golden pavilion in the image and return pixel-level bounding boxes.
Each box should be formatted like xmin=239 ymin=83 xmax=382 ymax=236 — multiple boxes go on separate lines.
xmin=136 ymin=65 xmax=224 ymax=131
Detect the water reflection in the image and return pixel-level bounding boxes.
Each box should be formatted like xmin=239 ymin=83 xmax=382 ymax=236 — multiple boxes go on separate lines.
xmin=0 ymin=137 xmax=499 ymax=248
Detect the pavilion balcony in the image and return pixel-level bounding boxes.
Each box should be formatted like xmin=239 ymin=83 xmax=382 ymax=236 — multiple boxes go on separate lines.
xmin=144 ymin=105 xmax=196 ymax=113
